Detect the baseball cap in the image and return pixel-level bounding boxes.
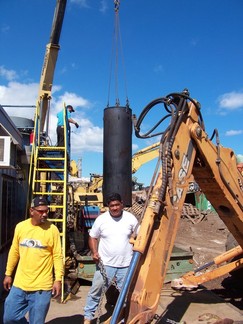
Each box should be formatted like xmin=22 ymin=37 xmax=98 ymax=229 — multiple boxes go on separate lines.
xmin=31 ymin=196 xmax=49 ymax=208
xmin=66 ymin=105 xmax=75 ymax=112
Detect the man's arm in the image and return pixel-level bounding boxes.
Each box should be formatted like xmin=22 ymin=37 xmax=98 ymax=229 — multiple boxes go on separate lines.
xmin=89 ymin=236 xmax=100 ymax=263
xmin=5 ymin=228 xmax=20 ymax=276
xmin=68 ymin=118 xmax=79 ymax=128
xmin=51 ymin=280 xmax=62 ymax=298
xmin=3 ymin=226 xmax=20 ymax=291
xmin=3 ymin=276 xmax=12 ymax=291
xmin=5 ymin=244 xmax=19 ymax=277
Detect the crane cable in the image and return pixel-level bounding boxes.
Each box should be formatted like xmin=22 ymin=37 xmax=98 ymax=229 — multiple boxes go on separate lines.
xmin=107 ymin=0 xmax=129 ymax=108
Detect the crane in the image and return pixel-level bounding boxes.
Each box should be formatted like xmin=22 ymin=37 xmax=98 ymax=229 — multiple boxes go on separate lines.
xmin=37 ymin=0 xmax=67 ymax=135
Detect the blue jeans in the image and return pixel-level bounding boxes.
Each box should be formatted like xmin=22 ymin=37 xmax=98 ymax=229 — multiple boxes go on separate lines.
xmin=84 ymin=265 xmax=128 ymax=320
xmin=3 ymin=286 xmax=52 ymax=324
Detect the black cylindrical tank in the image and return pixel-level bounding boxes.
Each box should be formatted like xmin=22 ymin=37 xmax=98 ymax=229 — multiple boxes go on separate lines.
xmin=103 ymin=106 xmax=132 ymax=207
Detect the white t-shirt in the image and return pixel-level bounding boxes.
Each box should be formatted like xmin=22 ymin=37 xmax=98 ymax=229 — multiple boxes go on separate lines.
xmin=89 ymin=210 xmax=138 ymax=267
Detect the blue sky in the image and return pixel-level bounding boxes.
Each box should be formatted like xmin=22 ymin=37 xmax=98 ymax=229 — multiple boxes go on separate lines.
xmin=1 ymin=0 xmax=243 ymax=186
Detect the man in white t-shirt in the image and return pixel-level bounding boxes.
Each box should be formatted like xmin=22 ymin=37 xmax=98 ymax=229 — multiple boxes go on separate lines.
xmin=83 ymin=193 xmax=138 ymax=323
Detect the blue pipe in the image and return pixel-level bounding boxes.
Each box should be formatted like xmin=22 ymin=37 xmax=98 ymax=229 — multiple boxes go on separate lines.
xmin=110 ymin=251 xmax=141 ymax=324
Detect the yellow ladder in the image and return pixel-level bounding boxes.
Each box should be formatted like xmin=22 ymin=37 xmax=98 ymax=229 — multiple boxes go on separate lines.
xmin=28 ymin=103 xmax=69 ymax=302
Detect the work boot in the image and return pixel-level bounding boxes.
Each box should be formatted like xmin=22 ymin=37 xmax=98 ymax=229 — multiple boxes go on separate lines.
xmin=84 ymin=319 xmax=91 ymax=324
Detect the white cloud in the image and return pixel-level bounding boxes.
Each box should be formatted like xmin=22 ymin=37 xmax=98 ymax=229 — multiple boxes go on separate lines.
xmin=54 ymin=91 xmax=91 ymax=110
xmin=0 ymin=66 xmax=18 ymax=81
xmin=132 ymin=143 xmax=139 ymax=151
xmin=0 ymin=81 xmax=103 ymax=155
xmin=225 ymin=129 xmax=243 ymax=136
xmin=218 ymin=91 xmax=243 ymax=111
xmin=60 ymin=67 xmax=67 ymax=75
xmin=0 ymin=82 xmax=38 ymax=119
xmin=99 ymin=0 xmax=108 ymax=13
xmin=236 ymin=154 xmax=243 ymax=163
xmin=70 ymin=0 xmax=89 ymax=8
xmin=71 ymin=126 xmax=103 ymax=153
xmin=70 ymin=0 xmax=107 ymax=12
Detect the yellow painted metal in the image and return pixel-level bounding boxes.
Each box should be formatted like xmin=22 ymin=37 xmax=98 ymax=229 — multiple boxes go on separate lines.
xmin=26 ymin=0 xmax=68 ymax=302
xmin=28 ymin=103 xmax=69 ymax=302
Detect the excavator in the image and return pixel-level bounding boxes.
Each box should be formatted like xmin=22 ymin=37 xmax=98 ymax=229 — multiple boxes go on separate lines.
xmin=106 ymin=89 xmax=243 ymax=324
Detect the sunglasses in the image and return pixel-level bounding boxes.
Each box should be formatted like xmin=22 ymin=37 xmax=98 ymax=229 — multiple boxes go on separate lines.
xmin=33 ymin=208 xmax=49 ymax=215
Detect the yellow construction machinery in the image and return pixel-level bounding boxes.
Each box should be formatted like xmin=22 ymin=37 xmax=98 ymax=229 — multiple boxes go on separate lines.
xmin=132 ymin=141 xmax=160 ymax=174
xmin=69 ymin=142 xmax=161 ymax=207
xmin=26 ymin=1 xmax=243 ymax=315
xmin=107 ymin=89 xmax=243 ymax=324
xmin=28 ymin=0 xmax=69 ymax=302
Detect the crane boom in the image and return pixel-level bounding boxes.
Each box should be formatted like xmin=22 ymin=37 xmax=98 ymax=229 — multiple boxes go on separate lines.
xmin=38 ymin=0 xmax=67 ymax=132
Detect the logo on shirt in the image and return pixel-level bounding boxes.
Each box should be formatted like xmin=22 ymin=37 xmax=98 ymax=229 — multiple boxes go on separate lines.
xmin=20 ymin=239 xmax=47 ymax=249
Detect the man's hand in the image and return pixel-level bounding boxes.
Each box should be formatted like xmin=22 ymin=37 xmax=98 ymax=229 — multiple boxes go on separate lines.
xmin=91 ymin=251 xmax=100 ymax=264
xmin=3 ymin=275 xmax=12 ymax=291
xmin=51 ymin=280 xmax=62 ymax=298
xmin=75 ymin=123 xmax=79 ymax=128
xmin=89 ymin=236 xmax=100 ymax=263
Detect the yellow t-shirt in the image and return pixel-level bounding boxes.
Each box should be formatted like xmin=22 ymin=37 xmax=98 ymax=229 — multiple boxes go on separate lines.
xmin=5 ymin=218 xmax=64 ymax=291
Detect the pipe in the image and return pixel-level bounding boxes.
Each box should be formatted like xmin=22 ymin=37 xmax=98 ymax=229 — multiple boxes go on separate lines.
xmin=110 ymin=251 xmax=141 ymax=324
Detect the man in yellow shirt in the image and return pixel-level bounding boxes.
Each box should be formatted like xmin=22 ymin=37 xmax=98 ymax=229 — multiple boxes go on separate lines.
xmin=3 ymin=196 xmax=64 ymax=324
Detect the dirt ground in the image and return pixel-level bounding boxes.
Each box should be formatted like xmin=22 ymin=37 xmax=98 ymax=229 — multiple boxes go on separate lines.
xmin=174 ymin=210 xmax=243 ymax=312
xmin=175 ymin=210 xmax=228 ymax=272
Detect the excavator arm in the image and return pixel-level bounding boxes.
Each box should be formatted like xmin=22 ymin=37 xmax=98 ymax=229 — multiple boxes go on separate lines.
xmin=108 ymin=90 xmax=243 ymax=324
xmin=171 ymin=244 xmax=243 ymax=290
xmin=132 ymin=141 xmax=160 ymax=174
xmin=190 ymin=123 xmax=243 ymax=243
